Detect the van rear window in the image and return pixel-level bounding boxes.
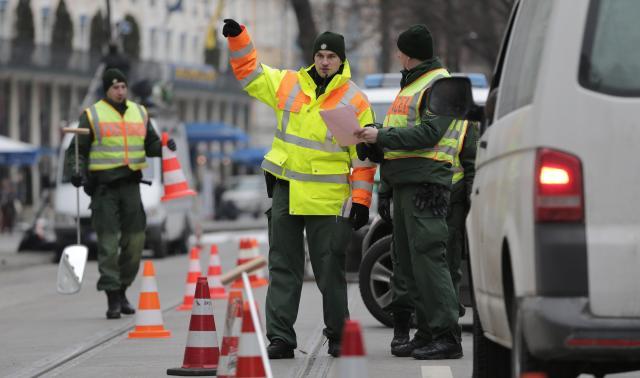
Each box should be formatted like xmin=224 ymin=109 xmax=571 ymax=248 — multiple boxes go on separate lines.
xmin=579 ymin=0 xmax=640 ymax=97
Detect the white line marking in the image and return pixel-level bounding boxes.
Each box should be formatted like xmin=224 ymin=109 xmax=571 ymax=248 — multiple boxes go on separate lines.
xmin=421 ymin=365 xmax=453 ymax=378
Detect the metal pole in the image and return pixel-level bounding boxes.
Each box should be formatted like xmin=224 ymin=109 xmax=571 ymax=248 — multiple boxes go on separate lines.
xmin=74 ymin=135 xmax=80 ymax=245
xmin=241 ymin=272 xmax=273 ymax=378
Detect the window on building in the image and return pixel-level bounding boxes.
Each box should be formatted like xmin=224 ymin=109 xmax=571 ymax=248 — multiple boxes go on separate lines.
xmin=179 ymin=32 xmax=187 ymax=58
xmin=0 ymin=0 xmax=7 ymax=37
xmin=150 ymin=28 xmax=157 ymax=60
xmin=79 ymin=14 xmax=88 ymax=50
xmin=41 ymin=7 xmax=51 ymax=45
xmin=0 ymin=79 xmax=9 ymax=136
xmin=192 ymin=35 xmax=198 ymax=62
xmin=165 ymin=30 xmax=172 ymax=60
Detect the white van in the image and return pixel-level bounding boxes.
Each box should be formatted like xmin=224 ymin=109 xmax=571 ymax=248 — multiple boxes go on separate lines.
xmin=428 ymin=0 xmax=640 ymax=376
xmin=53 ymin=116 xmax=194 ymax=259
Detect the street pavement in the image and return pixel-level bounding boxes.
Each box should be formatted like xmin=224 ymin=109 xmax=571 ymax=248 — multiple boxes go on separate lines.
xmin=0 ymin=228 xmax=474 ymax=378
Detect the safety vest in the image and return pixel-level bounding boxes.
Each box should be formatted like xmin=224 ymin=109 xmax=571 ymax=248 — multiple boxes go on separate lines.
xmin=228 ymin=27 xmax=376 ymax=216
xmin=451 ymin=121 xmax=469 ymax=185
xmin=86 ymin=99 xmax=148 ymax=171
xmin=382 ymin=68 xmax=465 ymax=166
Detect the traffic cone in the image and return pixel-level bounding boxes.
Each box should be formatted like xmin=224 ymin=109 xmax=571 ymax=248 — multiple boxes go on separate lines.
xmin=231 ymin=238 xmax=268 ymax=289
xmin=128 ymin=261 xmax=171 ymax=338
xmin=217 ymin=290 xmax=243 ymax=378
xmin=337 ymin=320 xmax=367 ymax=378
xmin=207 ymin=244 xmax=228 ymax=300
xmin=178 ymin=246 xmax=202 ymax=311
xmin=167 ymin=277 xmax=220 ymax=376
xmin=160 ymin=132 xmax=197 ymax=202
xmin=521 ymin=374 xmax=548 ymax=378
xmin=236 ymin=302 xmax=267 ymax=378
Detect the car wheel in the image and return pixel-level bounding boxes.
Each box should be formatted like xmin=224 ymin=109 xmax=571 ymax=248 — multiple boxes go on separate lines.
xmin=472 ymin=304 xmax=510 ymax=378
xmin=358 ymin=235 xmax=394 ymax=327
xmin=150 ymin=233 xmax=168 ymax=259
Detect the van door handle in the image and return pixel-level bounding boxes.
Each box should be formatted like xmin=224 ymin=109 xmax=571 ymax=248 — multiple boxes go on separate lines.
xmin=479 ymin=140 xmax=488 ymax=149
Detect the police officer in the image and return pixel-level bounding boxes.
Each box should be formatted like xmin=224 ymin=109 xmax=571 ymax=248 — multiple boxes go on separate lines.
xmin=66 ymin=68 xmax=176 ymax=319
xmin=222 ymin=19 xmax=376 ymax=358
xmin=355 ymin=24 xmax=462 ymax=360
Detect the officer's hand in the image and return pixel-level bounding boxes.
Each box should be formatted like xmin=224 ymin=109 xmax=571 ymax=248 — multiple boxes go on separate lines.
xmin=413 ymin=185 xmax=429 ymax=211
xmin=70 ymin=174 xmax=83 ymax=188
xmin=378 ymin=192 xmax=392 ymax=224
xmin=222 ymin=19 xmax=242 ymax=37
xmin=354 ymin=127 xmax=379 ymax=144
xmin=167 ymin=138 xmax=177 ymax=152
xmin=356 ymin=143 xmax=370 ymax=162
xmin=349 ymin=203 xmax=369 ymax=231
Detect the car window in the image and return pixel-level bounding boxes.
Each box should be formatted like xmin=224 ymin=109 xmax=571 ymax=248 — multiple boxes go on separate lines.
xmin=579 ymin=0 xmax=640 ymax=97
xmin=496 ymin=0 xmax=552 ymax=119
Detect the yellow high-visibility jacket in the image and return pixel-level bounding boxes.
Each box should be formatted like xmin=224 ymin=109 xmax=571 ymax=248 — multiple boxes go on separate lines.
xmin=228 ymin=26 xmax=376 ymax=216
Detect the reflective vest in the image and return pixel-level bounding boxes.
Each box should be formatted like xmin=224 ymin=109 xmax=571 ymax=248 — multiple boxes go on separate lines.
xmin=382 ymin=68 xmax=465 ymax=166
xmin=451 ymin=121 xmax=469 ymax=185
xmin=86 ymin=99 xmax=148 ymax=171
xmin=228 ymin=27 xmax=376 ymax=216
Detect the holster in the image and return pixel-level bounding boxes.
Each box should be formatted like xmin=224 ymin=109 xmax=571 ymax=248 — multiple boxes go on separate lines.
xmin=264 ymin=171 xmax=277 ymax=198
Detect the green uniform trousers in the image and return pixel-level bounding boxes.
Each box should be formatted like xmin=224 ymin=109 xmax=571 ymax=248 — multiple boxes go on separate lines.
xmin=265 ymin=180 xmax=352 ymax=348
xmin=386 ymin=184 xmax=458 ymax=341
xmin=91 ymin=179 xmax=146 ymax=292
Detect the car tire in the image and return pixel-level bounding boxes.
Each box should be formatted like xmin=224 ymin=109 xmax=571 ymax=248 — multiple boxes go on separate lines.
xmin=472 ymin=304 xmax=510 ymax=378
xmin=149 ymin=232 xmax=168 ymax=259
xmin=358 ymin=235 xmax=394 ymax=328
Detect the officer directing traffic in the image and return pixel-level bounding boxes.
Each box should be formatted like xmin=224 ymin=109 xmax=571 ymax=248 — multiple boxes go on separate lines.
xmin=66 ymin=68 xmax=177 ymax=319
xmin=222 ymin=19 xmax=376 ymax=358
xmin=355 ymin=24 xmax=463 ymax=360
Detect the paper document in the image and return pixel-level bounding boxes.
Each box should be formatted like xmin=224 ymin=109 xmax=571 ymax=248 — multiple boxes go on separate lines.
xmin=319 ymin=106 xmax=362 ymax=147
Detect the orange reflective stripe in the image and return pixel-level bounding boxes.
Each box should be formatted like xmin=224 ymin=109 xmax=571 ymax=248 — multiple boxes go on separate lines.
xmin=99 ymin=122 xmax=145 ymax=137
xmin=352 ymin=188 xmax=373 ymax=207
xmin=228 ymin=26 xmax=252 ymax=52
xmin=389 ymin=95 xmax=412 ymax=115
xmin=276 ymin=71 xmax=299 ymax=109
xmin=350 ymin=166 xmax=376 ymax=183
xmin=230 ymin=48 xmax=258 ymax=81
xmin=321 ymin=83 xmax=350 ymax=110
xmin=349 ymin=92 xmax=369 ymax=116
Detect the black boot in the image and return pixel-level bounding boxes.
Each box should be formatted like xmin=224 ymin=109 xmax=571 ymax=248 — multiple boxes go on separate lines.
xmin=390 ymin=312 xmax=411 ymax=348
xmin=327 ymin=339 xmax=341 ymax=357
xmin=391 ymin=335 xmax=431 ymax=357
xmin=411 ymin=334 xmax=463 ymax=360
xmin=267 ymin=339 xmax=294 ymax=359
xmin=105 ymin=291 xmax=121 ymax=319
xmin=120 ymin=289 xmax=136 ymax=315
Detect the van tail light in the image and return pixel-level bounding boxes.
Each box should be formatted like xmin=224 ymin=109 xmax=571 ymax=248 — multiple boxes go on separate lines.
xmin=535 ymin=148 xmax=584 ymax=222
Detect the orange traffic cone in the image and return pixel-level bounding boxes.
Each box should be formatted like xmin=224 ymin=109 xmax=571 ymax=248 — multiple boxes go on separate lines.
xmin=236 ymin=302 xmax=267 ymax=378
xmin=337 ymin=320 xmax=367 ymax=377
xmin=167 ymin=277 xmax=220 ymax=376
xmin=160 ymin=132 xmax=197 ymax=202
xmin=231 ymin=238 xmax=268 ymax=289
xmin=217 ymin=290 xmax=243 ymax=378
xmin=521 ymin=374 xmax=548 ymax=378
xmin=177 ymin=246 xmax=202 ymax=311
xmin=207 ymin=244 xmax=228 ymax=300
xmin=128 ymin=261 xmax=171 ymax=338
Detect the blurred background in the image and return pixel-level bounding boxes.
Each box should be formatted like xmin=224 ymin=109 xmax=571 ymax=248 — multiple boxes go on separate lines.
xmin=0 ymin=0 xmax=512 ymax=240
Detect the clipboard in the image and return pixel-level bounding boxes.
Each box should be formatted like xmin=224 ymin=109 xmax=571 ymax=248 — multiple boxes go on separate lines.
xmin=319 ymin=105 xmax=362 ymax=147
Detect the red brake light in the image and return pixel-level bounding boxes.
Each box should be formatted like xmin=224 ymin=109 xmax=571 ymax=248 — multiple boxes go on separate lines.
xmin=535 ymin=148 xmax=584 ymax=222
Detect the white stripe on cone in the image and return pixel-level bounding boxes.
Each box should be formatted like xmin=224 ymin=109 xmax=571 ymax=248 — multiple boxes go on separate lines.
xmin=135 ymin=309 xmax=164 ymax=326
xmin=338 ymin=357 xmax=368 ymax=378
xmin=141 ymin=277 xmax=158 ymax=292
xmin=208 ymin=276 xmax=223 ymax=287
xmin=238 ymin=249 xmax=253 ymax=259
xmin=191 ymin=298 xmax=214 ymax=315
xmin=183 ymin=283 xmax=196 ymax=296
xmin=163 ymin=169 xmax=186 ymax=185
xmin=186 ymin=330 xmax=220 ymax=348
xmin=238 ymin=332 xmax=262 ymax=356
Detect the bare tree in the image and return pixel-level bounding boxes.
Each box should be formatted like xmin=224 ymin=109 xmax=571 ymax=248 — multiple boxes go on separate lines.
xmin=289 ymin=0 xmax=318 ymax=60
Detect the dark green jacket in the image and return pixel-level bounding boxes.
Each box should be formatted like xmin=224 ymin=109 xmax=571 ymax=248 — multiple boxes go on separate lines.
xmin=377 ymin=58 xmax=457 ymax=193
xmin=460 ymin=121 xmax=478 ymax=193
xmin=64 ymin=98 xmax=162 ymax=184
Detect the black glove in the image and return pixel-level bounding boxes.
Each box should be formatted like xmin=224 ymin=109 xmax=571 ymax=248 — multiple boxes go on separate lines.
xmin=70 ymin=174 xmax=83 ymax=188
xmin=378 ymin=191 xmax=392 ymax=224
xmin=413 ymin=184 xmax=450 ymax=217
xmin=355 ymin=142 xmax=384 ymax=163
xmin=167 ymin=138 xmax=177 ymax=152
xmin=349 ymin=203 xmax=369 ymax=231
xmin=222 ymin=19 xmax=242 ymax=37
xmin=356 ymin=143 xmax=371 ymax=162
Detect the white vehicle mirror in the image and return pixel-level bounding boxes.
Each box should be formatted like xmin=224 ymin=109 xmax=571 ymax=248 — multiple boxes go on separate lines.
xmin=56 ymin=244 xmax=88 ymax=294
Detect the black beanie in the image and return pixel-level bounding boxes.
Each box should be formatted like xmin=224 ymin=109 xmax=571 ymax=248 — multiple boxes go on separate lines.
xmin=312 ymin=31 xmax=346 ymax=61
xmin=102 ymin=68 xmax=128 ymax=92
xmin=397 ymin=24 xmax=434 ymax=61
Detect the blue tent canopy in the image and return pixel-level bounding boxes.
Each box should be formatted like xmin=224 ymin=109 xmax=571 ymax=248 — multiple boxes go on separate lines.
xmin=185 ymin=122 xmax=248 ymax=143
xmin=230 ymin=147 xmax=269 ymax=166
xmin=0 ymin=135 xmax=41 ymax=166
